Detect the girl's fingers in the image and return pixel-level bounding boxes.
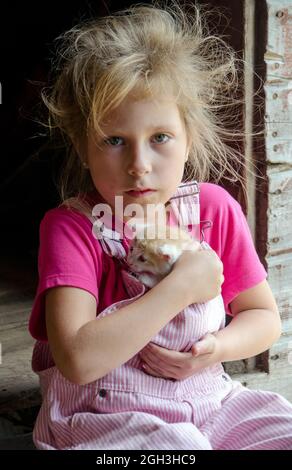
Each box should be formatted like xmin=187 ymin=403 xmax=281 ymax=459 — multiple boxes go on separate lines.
xmin=142 ymin=363 xmax=177 ymax=381
xmin=142 ymin=363 xmax=165 ymax=378
xmin=142 ymin=344 xmax=191 ymax=368
xmin=140 ymin=348 xmax=179 ymax=369
xmin=142 ymin=364 xmax=161 ymax=377
xmin=192 ymin=334 xmax=216 ymax=356
xmin=141 ymin=357 xmax=177 ymax=376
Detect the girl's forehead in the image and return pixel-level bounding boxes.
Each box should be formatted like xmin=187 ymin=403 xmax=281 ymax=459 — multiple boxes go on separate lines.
xmin=101 ymin=95 xmax=183 ymax=128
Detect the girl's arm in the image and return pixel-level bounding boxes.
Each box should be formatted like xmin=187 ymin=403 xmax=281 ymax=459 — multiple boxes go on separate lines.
xmin=46 ymin=248 xmax=223 ymax=385
xmin=138 ymin=280 xmax=281 ymax=380
xmin=215 ymin=279 xmax=282 ymax=362
xmin=46 ymin=272 xmax=190 ymax=385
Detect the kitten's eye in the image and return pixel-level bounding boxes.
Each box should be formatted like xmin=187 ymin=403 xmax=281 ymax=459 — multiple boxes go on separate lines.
xmin=138 ymin=255 xmax=146 ymax=262
xmin=129 ymin=246 xmax=134 ymax=252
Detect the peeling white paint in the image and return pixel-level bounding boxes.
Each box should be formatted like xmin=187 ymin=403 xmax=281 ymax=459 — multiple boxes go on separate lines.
xmin=264 ymin=1 xmax=292 ymax=400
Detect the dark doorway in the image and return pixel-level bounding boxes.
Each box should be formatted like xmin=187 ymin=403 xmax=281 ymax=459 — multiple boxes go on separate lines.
xmin=0 ymin=0 xmax=243 ymax=259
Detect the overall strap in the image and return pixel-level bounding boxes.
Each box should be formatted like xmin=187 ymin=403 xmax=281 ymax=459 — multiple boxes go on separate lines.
xmin=166 ymin=181 xmax=200 ymax=241
xmin=167 ymin=181 xmax=212 ymax=244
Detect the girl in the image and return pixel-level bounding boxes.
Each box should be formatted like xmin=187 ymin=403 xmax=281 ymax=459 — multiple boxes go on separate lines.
xmin=29 ymin=2 xmax=292 ymax=450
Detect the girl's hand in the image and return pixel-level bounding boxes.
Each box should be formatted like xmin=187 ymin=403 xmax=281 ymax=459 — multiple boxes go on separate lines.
xmin=170 ymin=248 xmax=224 ymax=305
xmin=139 ymin=333 xmax=222 ymax=381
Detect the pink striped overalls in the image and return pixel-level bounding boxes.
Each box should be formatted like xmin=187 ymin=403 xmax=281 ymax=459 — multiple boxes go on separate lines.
xmin=31 ymin=182 xmax=292 ymax=450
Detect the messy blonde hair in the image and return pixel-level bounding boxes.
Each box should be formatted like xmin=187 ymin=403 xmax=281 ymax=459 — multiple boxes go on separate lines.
xmin=41 ymin=0 xmax=250 ymax=206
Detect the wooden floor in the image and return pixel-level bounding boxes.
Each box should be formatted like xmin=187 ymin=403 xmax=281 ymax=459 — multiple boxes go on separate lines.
xmin=0 ymin=251 xmax=41 ymax=414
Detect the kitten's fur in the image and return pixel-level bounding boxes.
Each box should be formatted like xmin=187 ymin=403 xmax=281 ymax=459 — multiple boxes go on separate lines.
xmin=126 ymin=224 xmax=200 ymax=288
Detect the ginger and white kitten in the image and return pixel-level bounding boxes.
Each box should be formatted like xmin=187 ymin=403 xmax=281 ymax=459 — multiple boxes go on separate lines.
xmin=126 ymin=224 xmax=201 ymax=288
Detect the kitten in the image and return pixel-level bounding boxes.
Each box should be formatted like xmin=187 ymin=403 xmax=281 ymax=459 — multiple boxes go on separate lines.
xmin=126 ymin=223 xmax=201 ymax=288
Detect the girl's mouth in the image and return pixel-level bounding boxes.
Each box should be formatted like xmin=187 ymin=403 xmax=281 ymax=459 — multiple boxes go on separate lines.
xmin=125 ymin=189 xmax=156 ymax=197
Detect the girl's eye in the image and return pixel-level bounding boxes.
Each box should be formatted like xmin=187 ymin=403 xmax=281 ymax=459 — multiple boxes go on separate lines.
xmin=104 ymin=136 xmax=124 ymax=146
xmin=152 ymin=133 xmax=170 ymax=144
xmin=104 ymin=134 xmax=170 ymax=146
xmin=138 ymin=255 xmax=146 ymax=262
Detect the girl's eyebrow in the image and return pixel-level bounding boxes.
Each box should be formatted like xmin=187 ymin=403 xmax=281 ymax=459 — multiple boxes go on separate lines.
xmin=104 ymin=125 xmax=177 ymax=134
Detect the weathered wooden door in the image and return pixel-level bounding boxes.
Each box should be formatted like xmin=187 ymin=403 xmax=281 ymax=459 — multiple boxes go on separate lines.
xmin=236 ymin=0 xmax=292 ymax=401
xmin=211 ymin=0 xmax=292 ymax=402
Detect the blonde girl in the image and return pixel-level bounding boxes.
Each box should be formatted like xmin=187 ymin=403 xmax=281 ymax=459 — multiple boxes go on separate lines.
xmin=29 ymin=2 xmax=292 ymax=450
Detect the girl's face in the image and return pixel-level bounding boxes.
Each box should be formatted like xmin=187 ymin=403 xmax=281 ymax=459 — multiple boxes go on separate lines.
xmin=86 ymin=94 xmax=189 ymax=221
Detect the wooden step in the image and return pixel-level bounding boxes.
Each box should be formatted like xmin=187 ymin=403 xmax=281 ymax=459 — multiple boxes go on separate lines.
xmin=0 ymin=252 xmax=41 ymax=413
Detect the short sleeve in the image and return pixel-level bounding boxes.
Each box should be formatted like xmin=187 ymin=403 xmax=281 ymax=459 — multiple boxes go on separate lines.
xmin=29 ymin=207 xmax=102 ymax=341
xmin=199 ymin=183 xmax=267 ymax=315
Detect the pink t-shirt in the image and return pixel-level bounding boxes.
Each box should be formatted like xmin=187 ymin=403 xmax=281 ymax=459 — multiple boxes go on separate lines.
xmin=29 ymin=182 xmax=267 ymax=341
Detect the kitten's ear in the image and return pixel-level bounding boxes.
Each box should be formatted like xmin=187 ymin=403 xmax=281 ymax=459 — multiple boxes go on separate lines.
xmin=159 ymin=252 xmax=171 ymax=262
xmin=157 ymin=246 xmax=172 ymax=262
xmin=158 ymin=245 xmax=180 ymax=263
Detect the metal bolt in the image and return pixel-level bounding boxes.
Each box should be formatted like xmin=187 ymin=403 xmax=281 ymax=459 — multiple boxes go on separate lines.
xmin=273 ymin=145 xmax=279 ymax=151
xmin=272 ymin=131 xmax=278 ymax=137
xmin=273 ymin=93 xmax=278 ymax=99
xmin=275 ymin=63 xmax=280 ymax=69
xmin=276 ymin=11 xmax=284 ymax=18
xmin=271 ymin=354 xmax=279 ymax=360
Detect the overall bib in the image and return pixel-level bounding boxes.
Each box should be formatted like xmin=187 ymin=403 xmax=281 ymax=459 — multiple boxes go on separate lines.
xmin=31 ymin=182 xmax=292 ymax=450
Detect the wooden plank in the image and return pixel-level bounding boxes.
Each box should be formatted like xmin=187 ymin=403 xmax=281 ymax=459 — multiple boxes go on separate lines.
xmin=245 ymin=0 xmax=257 ymax=240
xmin=259 ymin=0 xmax=292 ymax=402
xmin=267 ymin=169 xmax=292 ymax=256
xmin=230 ymin=335 xmax=292 ymax=402
xmin=267 ymin=171 xmax=292 ymax=331
xmin=0 ymin=254 xmax=41 ymax=413
xmin=0 ymin=322 xmax=41 ymax=413
xmin=267 ymin=252 xmax=292 ymax=327
xmin=265 ymin=1 xmax=292 ymax=165
xmin=0 ymin=305 xmax=32 ymax=328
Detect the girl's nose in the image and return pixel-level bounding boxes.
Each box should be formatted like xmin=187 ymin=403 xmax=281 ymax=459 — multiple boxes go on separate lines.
xmin=127 ymin=145 xmax=152 ymax=176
